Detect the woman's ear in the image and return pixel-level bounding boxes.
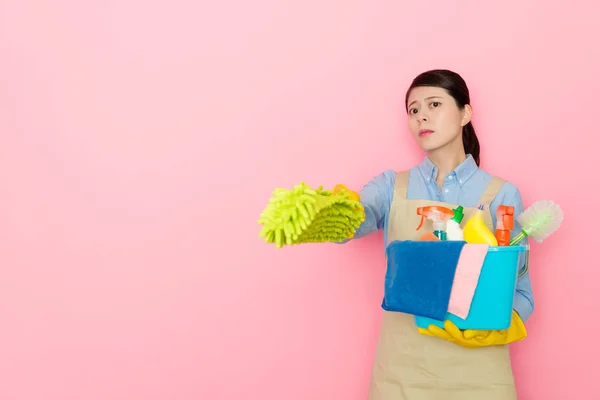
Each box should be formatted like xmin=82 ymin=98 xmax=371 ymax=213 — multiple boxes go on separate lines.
xmin=461 ymin=104 xmax=473 ymax=126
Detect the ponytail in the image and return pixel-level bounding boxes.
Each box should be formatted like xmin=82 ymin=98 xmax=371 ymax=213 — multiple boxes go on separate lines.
xmin=462 ymin=122 xmax=480 ymax=166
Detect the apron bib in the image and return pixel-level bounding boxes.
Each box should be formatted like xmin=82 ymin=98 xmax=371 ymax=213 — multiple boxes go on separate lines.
xmin=367 ymin=171 xmax=517 ymax=400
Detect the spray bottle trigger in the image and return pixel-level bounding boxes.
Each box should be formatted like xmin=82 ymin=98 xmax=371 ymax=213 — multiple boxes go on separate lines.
xmin=416 ymin=207 xmax=426 ymax=230
xmin=503 ymin=215 xmax=514 ymax=230
xmin=497 ymin=205 xmax=515 ymax=229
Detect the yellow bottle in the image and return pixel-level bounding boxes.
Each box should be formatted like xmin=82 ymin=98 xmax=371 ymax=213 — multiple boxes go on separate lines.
xmin=463 ymin=204 xmax=498 ymax=246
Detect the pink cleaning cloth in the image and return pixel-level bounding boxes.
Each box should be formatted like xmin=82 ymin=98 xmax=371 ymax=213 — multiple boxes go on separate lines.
xmin=448 ymin=244 xmax=489 ymax=319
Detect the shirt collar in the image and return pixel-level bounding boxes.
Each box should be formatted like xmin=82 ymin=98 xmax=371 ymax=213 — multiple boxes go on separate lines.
xmin=418 ymin=154 xmax=478 ymax=187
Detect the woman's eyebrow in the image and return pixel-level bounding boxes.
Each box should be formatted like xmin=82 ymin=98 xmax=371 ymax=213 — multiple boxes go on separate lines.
xmin=408 ymin=96 xmax=443 ymax=108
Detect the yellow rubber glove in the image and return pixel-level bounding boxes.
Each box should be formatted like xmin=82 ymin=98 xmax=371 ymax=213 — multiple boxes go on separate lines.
xmin=332 ymin=184 xmax=360 ymax=201
xmin=332 ymin=184 xmax=364 ymax=238
xmin=417 ymin=310 xmax=527 ymax=348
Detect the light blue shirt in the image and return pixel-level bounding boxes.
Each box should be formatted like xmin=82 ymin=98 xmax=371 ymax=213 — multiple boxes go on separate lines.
xmin=347 ymin=154 xmax=534 ymax=323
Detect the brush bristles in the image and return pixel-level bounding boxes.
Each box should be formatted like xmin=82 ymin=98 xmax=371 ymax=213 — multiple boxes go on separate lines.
xmin=517 ymin=200 xmax=564 ymax=243
xmin=258 ymin=182 xmax=365 ymax=248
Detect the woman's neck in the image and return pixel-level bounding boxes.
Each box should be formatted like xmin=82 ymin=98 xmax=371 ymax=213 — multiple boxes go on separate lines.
xmin=428 ymin=143 xmax=467 ymax=188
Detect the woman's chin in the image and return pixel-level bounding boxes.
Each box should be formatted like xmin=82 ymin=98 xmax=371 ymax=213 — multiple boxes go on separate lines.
xmin=416 ymin=140 xmax=441 ymax=153
xmin=415 ymin=135 xmax=456 ymax=154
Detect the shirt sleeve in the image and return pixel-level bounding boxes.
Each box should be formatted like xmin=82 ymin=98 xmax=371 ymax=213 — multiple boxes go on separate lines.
xmin=502 ymin=185 xmax=535 ymax=323
xmin=339 ymin=170 xmax=395 ymax=242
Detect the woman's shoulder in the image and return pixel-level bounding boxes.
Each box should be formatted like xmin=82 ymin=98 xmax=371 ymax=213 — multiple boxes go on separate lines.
xmin=364 ymin=169 xmax=398 ymax=186
xmin=477 ymin=167 xmax=523 ymax=201
xmin=365 ymin=164 xmax=434 ymax=189
xmin=364 ymin=166 xmax=419 ymax=186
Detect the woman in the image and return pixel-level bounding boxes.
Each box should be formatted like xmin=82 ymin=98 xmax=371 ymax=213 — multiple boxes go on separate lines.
xmin=335 ymin=69 xmax=534 ymax=399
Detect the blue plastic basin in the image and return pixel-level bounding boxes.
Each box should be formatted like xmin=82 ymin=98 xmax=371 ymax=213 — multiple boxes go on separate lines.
xmin=414 ymin=245 xmax=526 ymax=330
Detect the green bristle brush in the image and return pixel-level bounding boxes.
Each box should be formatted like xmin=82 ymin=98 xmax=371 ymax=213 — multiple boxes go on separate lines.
xmin=510 ymin=200 xmax=564 ymax=246
xmin=258 ymin=182 xmax=365 ymax=248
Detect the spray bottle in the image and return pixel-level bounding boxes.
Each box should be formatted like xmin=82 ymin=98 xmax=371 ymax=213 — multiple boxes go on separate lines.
xmin=446 ymin=205 xmax=465 ymax=241
xmin=463 ymin=204 xmax=498 ymax=246
xmin=416 ymin=206 xmax=454 ymax=241
xmin=495 ymin=205 xmax=515 ymax=246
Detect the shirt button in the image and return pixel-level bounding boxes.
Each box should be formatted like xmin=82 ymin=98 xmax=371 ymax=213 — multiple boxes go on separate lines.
xmin=448 ymin=175 xmax=453 ymax=180
xmin=444 ymin=189 xmax=449 ymax=193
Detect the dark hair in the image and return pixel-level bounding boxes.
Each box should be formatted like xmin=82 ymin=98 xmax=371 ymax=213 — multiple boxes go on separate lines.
xmin=404 ymin=69 xmax=480 ymax=166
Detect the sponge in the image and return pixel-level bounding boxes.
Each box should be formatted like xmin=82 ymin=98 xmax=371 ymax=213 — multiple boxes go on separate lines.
xmin=258 ymin=182 xmax=365 ymax=248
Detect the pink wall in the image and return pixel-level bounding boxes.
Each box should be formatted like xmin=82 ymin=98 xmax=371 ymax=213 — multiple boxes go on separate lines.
xmin=0 ymin=0 xmax=596 ymax=399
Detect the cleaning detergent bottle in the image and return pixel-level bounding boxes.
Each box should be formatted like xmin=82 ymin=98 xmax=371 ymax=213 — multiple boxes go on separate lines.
xmin=463 ymin=204 xmax=498 ymax=246
xmin=446 ymin=205 xmax=465 ymax=241
xmin=495 ymin=205 xmax=515 ymax=246
xmin=416 ymin=206 xmax=454 ymax=241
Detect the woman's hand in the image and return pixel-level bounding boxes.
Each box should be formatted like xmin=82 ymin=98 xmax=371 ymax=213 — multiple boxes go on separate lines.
xmin=332 ymin=184 xmax=364 ymax=238
xmin=332 ymin=184 xmax=360 ymax=201
xmin=417 ymin=310 xmax=527 ymax=348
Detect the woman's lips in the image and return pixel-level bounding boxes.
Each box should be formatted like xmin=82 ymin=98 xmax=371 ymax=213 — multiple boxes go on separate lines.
xmin=419 ymin=129 xmax=434 ymax=137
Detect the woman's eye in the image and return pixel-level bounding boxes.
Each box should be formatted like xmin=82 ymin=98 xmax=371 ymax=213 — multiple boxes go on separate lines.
xmin=409 ymin=108 xmax=418 ymax=114
xmin=430 ymin=102 xmax=440 ymax=108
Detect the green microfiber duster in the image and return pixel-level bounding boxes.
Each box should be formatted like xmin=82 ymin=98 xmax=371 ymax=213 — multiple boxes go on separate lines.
xmin=258 ymin=182 xmax=365 ymax=248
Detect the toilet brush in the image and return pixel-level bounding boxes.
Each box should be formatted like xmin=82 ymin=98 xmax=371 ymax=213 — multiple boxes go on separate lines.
xmin=509 ymin=200 xmax=564 ymax=245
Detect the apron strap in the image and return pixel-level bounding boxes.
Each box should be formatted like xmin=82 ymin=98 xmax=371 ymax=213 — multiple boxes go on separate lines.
xmin=395 ymin=170 xmax=505 ymax=208
xmin=394 ymin=170 xmax=410 ymax=200
xmin=477 ymin=175 xmax=505 ymax=208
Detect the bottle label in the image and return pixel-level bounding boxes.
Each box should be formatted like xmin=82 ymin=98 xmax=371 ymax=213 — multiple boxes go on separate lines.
xmin=434 ymin=230 xmax=447 ymax=241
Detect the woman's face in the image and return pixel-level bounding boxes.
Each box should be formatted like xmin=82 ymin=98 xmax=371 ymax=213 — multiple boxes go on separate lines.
xmin=406 ymin=86 xmax=471 ymax=153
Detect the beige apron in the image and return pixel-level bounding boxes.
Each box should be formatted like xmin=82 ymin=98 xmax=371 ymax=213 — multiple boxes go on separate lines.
xmin=367 ymin=171 xmax=517 ymax=400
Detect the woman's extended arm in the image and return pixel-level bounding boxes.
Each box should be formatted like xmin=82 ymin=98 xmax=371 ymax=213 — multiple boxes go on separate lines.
xmin=336 ymin=170 xmax=395 ymax=242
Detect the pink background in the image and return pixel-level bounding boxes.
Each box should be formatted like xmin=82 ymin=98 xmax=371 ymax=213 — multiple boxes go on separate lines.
xmin=0 ymin=0 xmax=596 ymax=399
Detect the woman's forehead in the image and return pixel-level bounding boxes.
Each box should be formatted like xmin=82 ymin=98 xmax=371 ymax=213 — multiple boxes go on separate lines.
xmin=407 ymin=86 xmax=448 ymax=103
